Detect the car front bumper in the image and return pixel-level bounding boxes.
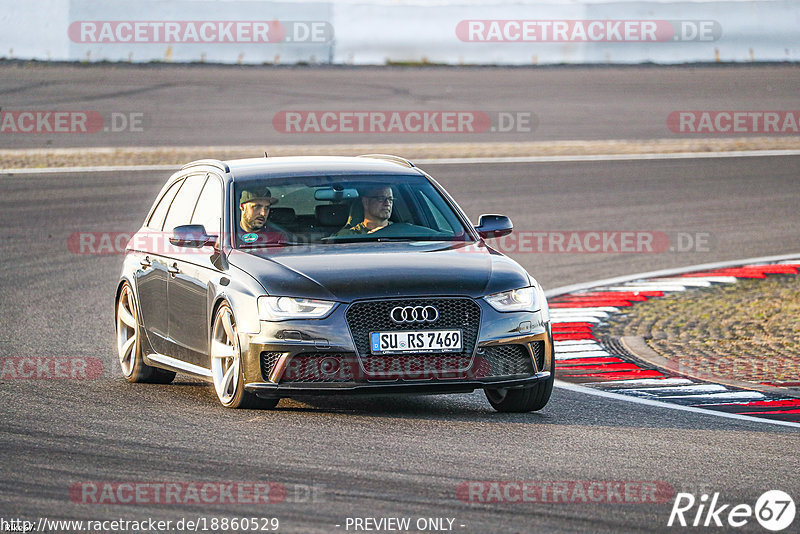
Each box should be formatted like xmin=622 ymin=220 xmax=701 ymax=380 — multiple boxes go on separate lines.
xmin=239 ymin=296 xmax=554 ymax=397
xmin=244 ymin=371 xmax=551 ymax=397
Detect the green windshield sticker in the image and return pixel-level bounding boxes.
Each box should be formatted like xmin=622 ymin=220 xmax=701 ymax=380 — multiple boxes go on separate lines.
xmin=242 ymin=233 xmax=258 ymax=243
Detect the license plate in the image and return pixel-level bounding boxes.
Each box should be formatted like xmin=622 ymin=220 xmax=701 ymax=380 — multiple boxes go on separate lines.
xmin=370 ymin=330 xmax=462 ymax=354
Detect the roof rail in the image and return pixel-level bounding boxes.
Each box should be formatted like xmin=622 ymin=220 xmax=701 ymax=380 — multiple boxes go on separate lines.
xmin=357 ymin=154 xmax=415 ymax=168
xmin=180 ymin=159 xmax=230 ymax=173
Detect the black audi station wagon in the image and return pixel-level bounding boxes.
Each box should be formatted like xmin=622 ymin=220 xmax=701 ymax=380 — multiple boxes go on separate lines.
xmin=115 ymin=155 xmax=554 ymax=411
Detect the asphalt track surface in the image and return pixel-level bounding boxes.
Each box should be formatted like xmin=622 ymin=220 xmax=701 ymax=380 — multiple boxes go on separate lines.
xmin=0 ymin=63 xmax=799 ymax=148
xmin=1 ymin=66 xmax=800 ymax=533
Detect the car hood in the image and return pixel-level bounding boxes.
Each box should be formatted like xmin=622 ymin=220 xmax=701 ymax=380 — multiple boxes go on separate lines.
xmin=227 ymin=241 xmax=530 ymax=302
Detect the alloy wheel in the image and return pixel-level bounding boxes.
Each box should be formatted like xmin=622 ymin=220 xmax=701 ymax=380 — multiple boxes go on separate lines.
xmin=116 ymin=284 xmax=139 ymax=377
xmin=211 ymin=305 xmax=241 ymax=405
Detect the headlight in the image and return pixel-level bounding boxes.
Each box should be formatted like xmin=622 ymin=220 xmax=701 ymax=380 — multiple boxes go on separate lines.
xmin=484 ymin=286 xmax=538 ymax=312
xmin=535 ymin=283 xmax=549 ymax=321
xmin=258 ymin=296 xmax=337 ymax=320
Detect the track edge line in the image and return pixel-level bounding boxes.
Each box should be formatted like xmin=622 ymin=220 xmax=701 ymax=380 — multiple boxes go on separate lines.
xmin=554 ymin=380 xmax=800 ymax=429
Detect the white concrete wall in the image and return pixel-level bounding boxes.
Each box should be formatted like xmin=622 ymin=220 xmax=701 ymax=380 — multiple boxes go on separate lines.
xmin=1 ymin=0 xmax=797 ymax=64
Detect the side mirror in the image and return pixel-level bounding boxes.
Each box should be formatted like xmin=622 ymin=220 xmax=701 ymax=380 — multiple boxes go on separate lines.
xmin=475 ymin=214 xmax=513 ymax=239
xmin=169 ymin=225 xmax=217 ymax=248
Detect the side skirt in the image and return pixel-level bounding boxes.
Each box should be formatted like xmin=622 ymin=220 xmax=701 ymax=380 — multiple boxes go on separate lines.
xmin=146 ymin=353 xmax=212 ymax=380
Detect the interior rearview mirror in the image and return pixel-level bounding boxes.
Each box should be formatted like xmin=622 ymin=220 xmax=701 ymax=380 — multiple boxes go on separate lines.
xmin=314 ymin=187 xmax=360 ymax=202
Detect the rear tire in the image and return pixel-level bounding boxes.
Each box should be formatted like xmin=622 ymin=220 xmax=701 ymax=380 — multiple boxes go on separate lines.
xmin=116 ymin=282 xmax=176 ymax=384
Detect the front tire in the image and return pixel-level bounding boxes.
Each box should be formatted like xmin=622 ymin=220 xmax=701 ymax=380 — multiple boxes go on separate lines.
xmin=116 ymin=282 xmax=176 ymax=384
xmin=210 ymin=303 xmax=277 ymax=409
xmin=485 ymin=346 xmax=554 ymax=413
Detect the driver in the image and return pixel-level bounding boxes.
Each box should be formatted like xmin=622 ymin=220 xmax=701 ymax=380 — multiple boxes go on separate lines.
xmin=237 ymin=187 xmax=286 ymax=246
xmin=335 ymin=185 xmax=394 ymax=236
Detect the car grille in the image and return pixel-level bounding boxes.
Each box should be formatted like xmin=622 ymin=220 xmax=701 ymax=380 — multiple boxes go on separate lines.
xmin=267 ymin=344 xmax=541 ymax=383
xmin=361 ymin=353 xmax=475 ymax=380
xmin=260 ymin=351 xmax=283 ymax=381
xmin=478 ymin=344 xmax=535 ymax=377
xmin=532 ymin=340 xmax=546 ymax=372
xmin=262 ymin=323 xmax=544 ymax=384
xmin=345 ymin=297 xmax=482 ymax=378
xmin=276 ymin=352 xmax=478 ymax=382
xmin=280 ymin=353 xmax=358 ymax=383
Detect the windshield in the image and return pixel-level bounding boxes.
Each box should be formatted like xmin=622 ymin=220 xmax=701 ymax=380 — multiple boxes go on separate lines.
xmin=232 ymin=174 xmax=473 ymax=249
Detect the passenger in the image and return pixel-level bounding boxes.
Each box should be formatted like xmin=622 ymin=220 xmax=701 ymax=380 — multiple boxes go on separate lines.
xmin=335 ymin=186 xmax=394 ymax=236
xmin=237 ymin=187 xmax=286 ymax=246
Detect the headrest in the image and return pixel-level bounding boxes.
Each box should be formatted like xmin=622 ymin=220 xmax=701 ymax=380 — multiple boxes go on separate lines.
xmin=347 ymin=198 xmax=364 ymax=227
xmin=315 ymin=204 xmax=350 ymax=227
xmin=267 ymin=207 xmax=296 ymax=225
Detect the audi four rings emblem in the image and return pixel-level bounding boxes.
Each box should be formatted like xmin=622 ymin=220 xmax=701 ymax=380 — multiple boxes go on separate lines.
xmin=390 ymin=305 xmax=439 ymax=324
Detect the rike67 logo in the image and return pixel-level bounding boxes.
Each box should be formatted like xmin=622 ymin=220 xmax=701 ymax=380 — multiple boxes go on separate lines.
xmin=668 ymin=490 xmax=795 ymax=531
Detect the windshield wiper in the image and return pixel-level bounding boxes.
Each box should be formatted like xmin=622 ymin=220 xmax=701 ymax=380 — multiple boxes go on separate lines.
xmin=240 ymin=241 xmax=310 ymax=248
xmin=325 ymin=236 xmax=435 ymax=244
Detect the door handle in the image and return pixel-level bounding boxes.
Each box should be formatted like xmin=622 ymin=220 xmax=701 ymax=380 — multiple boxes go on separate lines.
xmin=140 ymin=256 xmax=152 ymax=268
xmin=168 ymin=263 xmax=180 ymax=276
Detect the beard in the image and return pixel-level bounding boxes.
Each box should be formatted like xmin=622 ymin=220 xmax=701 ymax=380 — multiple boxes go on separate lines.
xmin=243 ymin=216 xmax=266 ymax=231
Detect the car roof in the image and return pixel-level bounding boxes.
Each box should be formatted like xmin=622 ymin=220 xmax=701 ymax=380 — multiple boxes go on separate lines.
xmin=207 ymin=155 xmax=426 ymax=182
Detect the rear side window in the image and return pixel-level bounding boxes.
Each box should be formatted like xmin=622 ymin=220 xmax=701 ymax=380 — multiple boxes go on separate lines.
xmin=162 ymin=175 xmax=207 ymax=232
xmin=191 ymin=176 xmax=223 ymax=234
xmin=147 ymin=179 xmax=183 ymax=230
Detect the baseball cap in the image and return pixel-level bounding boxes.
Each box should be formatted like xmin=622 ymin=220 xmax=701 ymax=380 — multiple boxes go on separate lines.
xmin=240 ymin=187 xmax=278 ymax=206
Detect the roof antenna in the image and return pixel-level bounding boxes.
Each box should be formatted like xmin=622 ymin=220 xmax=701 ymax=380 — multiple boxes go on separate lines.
xmin=264 ymin=151 xmax=269 ymax=158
